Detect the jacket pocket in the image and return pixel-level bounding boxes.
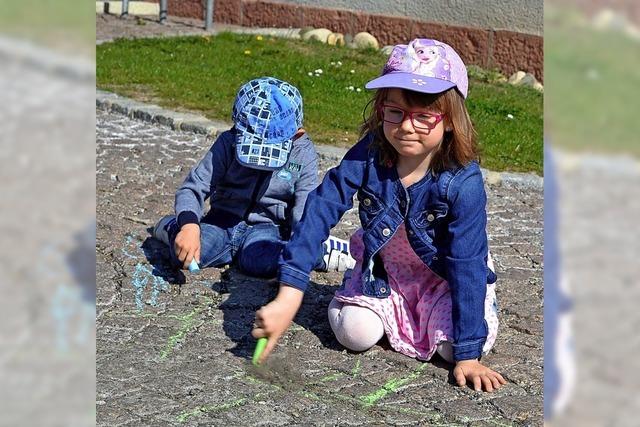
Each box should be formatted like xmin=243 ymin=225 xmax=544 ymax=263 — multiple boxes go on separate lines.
xmin=411 ymin=205 xmax=448 ymax=251
xmin=357 ymin=188 xmax=384 ymax=227
xmin=412 ymin=205 xmax=448 ymax=229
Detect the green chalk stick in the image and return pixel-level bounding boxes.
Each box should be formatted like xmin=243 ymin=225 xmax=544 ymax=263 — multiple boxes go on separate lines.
xmin=252 ymin=337 xmax=268 ymax=365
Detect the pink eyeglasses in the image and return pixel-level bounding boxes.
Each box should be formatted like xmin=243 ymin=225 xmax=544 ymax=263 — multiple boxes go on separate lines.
xmin=378 ymin=104 xmax=445 ymax=133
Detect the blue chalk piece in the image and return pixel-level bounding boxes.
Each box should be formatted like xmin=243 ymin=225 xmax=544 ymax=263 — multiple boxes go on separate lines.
xmin=188 ymin=259 xmax=200 ymax=273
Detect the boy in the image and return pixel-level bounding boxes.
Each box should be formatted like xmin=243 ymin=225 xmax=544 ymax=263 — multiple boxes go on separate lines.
xmin=153 ymin=77 xmax=354 ymax=277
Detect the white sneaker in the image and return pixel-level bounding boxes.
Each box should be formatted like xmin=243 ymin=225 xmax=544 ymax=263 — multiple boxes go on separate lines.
xmin=322 ymin=235 xmax=356 ymax=272
xmin=152 ymin=215 xmax=176 ymax=245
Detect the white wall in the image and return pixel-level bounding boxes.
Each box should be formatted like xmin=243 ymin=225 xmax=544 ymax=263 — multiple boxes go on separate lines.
xmin=279 ymin=0 xmax=542 ymax=35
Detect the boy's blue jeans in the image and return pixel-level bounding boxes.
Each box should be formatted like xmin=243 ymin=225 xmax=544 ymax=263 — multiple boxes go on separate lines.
xmin=167 ymin=220 xmax=324 ymax=278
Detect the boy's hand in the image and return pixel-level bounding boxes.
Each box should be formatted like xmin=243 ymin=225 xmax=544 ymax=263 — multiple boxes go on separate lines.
xmin=174 ymin=223 xmax=201 ymax=269
xmin=251 ymin=285 xmax=304 ymax=363
xmin=453 ymin=359 xmax=507 ymax=392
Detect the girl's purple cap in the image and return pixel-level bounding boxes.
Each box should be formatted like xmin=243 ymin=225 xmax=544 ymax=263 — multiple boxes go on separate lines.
xmin=365 ymin=38 xmax=468 ymax=98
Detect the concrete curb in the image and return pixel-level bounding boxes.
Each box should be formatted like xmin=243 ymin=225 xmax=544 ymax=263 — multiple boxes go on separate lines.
xmin=0 ymin=36 xmax=94 ymax=82
xmin=97 ymin=89 xmax=543 ymax=189
xmin=97 ymin=90 xmax=228 ymax=136
xmin=96 ymin=22 xmax=302 ymax=46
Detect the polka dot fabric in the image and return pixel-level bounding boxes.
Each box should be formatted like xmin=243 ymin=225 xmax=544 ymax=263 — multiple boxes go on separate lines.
xmin=334 ymin=223 xmax=499 ymax=361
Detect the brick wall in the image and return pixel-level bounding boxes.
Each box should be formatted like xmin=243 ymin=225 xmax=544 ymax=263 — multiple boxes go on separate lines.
xmin=167 ymin=0 xmax=543 ymax=81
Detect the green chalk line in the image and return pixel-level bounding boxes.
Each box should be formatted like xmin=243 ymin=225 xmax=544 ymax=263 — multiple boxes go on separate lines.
xmin=351 ymin=359 xmax=361 ymax=376
xmin=318 ymin=372 xmax=344 ymax=382
xmin=177 ymin=363 xmax=438 ymax=424
xmin=359 ymin=364 xmax=428 ymax=407
xmin=311 ymin=358 xmax=362 ymax=385
xmin=160 ymin=298 xmax=213 ymax=360
xmin=160 ymin=308 xmax=200 ymax=360
xmin=301 ymin=391 xmax=321 ymax=401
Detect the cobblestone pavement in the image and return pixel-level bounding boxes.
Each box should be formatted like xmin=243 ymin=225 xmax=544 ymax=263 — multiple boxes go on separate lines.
xmin=96 ymin=109 xmax=542 ymax=426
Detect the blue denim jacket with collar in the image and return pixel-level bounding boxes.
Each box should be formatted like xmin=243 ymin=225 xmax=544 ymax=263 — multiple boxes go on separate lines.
xmin=279 ymin=134 xmax=497 ymax=361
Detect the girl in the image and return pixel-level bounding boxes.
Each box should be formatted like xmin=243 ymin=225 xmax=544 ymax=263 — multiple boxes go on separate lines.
xmin=252 ymin=39 xmax=506 ymax=392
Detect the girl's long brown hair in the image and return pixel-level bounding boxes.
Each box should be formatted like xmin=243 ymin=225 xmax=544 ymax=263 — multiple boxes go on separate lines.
xmin=360 ymin=88 xmax=478 ymax=173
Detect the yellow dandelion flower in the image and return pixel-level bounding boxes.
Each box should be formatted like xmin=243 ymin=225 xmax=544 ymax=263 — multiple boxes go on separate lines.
xmin=256 ymin=35 xmax=263 ymax=41
xmin=244 ymin=50 xmax=251 ymax=55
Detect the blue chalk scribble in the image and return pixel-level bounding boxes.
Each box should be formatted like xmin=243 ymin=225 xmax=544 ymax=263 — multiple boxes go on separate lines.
xmin=123 ymin=235 xmax=169 ymax=310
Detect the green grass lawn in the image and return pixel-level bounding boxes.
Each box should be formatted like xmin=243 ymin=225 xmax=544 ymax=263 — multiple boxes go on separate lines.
xmin=545 ymin=5 xmax=640 ymax=156
xmin=97 ymin=32 xmax=542 ymax=174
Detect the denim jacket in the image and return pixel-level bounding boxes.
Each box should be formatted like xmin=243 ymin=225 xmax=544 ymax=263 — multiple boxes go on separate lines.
xmin=279 ymin=134 xmax=497 ymax=361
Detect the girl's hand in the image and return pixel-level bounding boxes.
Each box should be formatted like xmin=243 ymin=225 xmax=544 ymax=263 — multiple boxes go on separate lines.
xmin=251 ymin=285 xmax=304 ymax=363
xmin=453 ymin=359 xmax=507 ymax=392
xmin=174 ymin=223 xmax=201 ymax=269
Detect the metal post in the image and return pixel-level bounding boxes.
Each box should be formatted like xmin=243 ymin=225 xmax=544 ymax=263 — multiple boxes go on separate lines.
xmin=159 ymin=0 xmax=168 ymax=24
xmin=121 ymin=0 xmax=129 ymax=17
xmin=205 ymin=0 xmax=214 ymax=31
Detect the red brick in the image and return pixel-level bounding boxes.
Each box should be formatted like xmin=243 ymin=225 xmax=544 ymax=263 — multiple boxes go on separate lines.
xmin=363 ymin=14 xmax=415 ymax=47
xmin=492 ymin=30 xmax=543 ymax=82
xmin=167 ymin=0 xmax=202 ymax=19
xmin=243 ymin=0 xmax=303 ymax=28
xmin=301 ymin=6 xmax=369 ymax=36
xmin=214 ymin=0 xmax=242 ymax=26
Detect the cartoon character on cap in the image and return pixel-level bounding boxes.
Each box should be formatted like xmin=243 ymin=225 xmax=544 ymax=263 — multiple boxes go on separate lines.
xmin=410 ymin=39 xmax=451 ymax=78
xmin=372 ymin=38 xmax=468 ymax=99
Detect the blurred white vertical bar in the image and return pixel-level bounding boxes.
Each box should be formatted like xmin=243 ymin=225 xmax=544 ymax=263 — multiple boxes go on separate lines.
xmin=0 ymin=0 xmax=96 ymax=425
xmin=545 ymin=0 xmax=640 ymax=424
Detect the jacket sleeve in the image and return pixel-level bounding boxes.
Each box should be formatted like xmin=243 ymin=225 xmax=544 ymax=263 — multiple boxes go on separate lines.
xmin=174 ymin=132 xmax=232 ymax=227
xmin=291 ymin=144 xmax=319 ymax=232
xmin=444 ymin=165 xmax=490 ymax=361
xmin=278 ymin=138 xmax=369 ymax=291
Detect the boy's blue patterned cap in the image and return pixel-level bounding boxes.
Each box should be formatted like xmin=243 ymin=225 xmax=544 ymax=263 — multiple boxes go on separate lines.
xmin=232 ymin=77 xmax=303 ymax=170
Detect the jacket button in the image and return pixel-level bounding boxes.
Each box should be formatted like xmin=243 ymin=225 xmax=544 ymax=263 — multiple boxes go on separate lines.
xmin=433 ymin=255 xmax=439 ymax=261
xmin=408 ymin=229 xmax=414 ymax=235
xmin=382 ymin=228 xmax=391 ymax=236
xmin=380 ymin=287 xmax=387 ymax=293
xmin=363 ymin=198 xmax=371 ymax=206
xmin=400 ymin=200 xmax=406 ymax=208
xmin=427 ymin=213 xmax=435 ymax=222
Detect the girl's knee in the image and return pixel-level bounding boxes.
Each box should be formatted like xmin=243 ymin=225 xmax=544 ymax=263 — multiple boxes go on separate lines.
xmin=328 ymin=300 xmax=384 ymax=352
xmin=436 ymin=341 xmax=454 ymax=363
xmin=327 ymin=299 xmax=344 ymax=325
